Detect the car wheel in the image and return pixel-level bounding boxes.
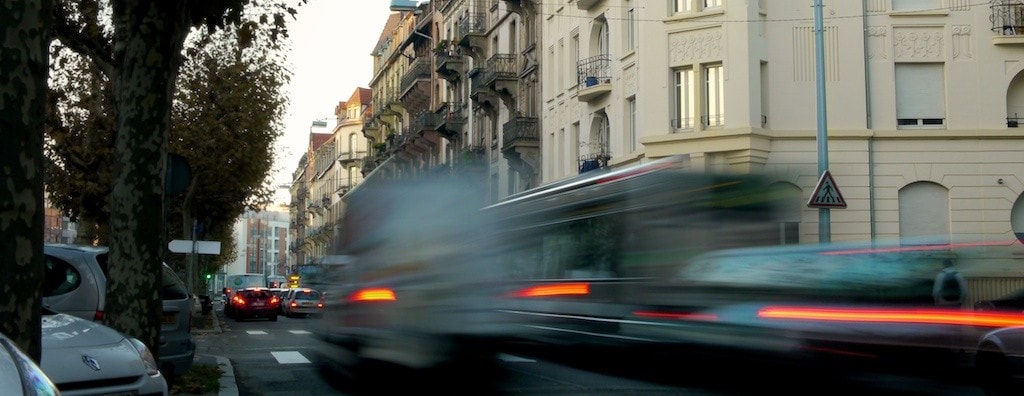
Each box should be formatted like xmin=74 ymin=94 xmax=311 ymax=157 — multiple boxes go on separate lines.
xmin=270 ymin=314 xmax=278 ymax=322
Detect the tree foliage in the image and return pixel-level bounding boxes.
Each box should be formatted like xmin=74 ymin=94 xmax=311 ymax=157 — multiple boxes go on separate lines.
xmin=44 ymin=0 xmax=303 ymax=356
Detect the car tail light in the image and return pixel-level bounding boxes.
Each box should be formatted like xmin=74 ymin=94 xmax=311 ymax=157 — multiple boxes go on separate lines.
xmin=93 ymin=310 xmax=105 ymax=322
xmin=758 ymin=305 xmax=1024 ymax=328
xmin=270 ymin=296 xmax=280 ymax=305
xmin=233 ymin=295 xmax=246 ymax=305
xmin=509 ymin=282 xmax=590 ymax=298
xmin=290 ymin=301 xmax=298 ymax=308
xmin=350 ymin=288 xmax=397 ymax=302
xmin=317 ymin=301 xmax=324 ymax=308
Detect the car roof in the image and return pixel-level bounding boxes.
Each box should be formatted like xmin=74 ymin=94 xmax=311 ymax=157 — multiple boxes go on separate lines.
xmin=44 ymin=243 xmax=109 ymax=253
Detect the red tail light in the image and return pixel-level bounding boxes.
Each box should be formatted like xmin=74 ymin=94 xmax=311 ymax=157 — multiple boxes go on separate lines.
xmin=290 ymin=301 xmax=298 ymax=308
xmin=758 ymin=306 xmax=1024 ymax=328
xmin=93 ymin=311 xmax=105 ymax=322
xmin=350 ymin=288 xmax=397 ymax=302
xmin=233 ymin=295 xmax=246 ymax=305
xmin=509 ymin=282 xmax=590 ymax=298
xmin=317 ymin=302 xmax=324 ymax=308
xmin=270 ymin=296 xmax=280 ymax=305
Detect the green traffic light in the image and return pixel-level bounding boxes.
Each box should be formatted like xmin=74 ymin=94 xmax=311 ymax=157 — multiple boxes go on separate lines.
xmin=205 ymin=274 xmax=211 ymax=279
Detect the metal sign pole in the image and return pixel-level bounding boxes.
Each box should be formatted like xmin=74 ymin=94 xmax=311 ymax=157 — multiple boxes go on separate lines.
xmin=814 ymin=0 xmax=831 ymax=243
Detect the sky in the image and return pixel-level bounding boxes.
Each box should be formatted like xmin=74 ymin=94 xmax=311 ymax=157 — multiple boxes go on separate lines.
xmin=271 ymin=1 xmax=395 ymax=205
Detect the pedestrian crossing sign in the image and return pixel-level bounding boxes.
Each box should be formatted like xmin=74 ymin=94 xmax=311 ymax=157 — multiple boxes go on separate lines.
xmin=807 ymin=170 xmax=847 ymax=208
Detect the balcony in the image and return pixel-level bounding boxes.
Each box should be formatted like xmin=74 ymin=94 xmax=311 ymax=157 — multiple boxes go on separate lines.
xmin=469 ymin=68 xmax=497 ymax=107
xmin=577 ymin=54 xmax=611 ymax=102
xmin=501 ymin=116 xmax=540 ymax=151
xmin=362 ymin=156 xmax=379 ymax=173
xmin=336 ymin=150 xmax=366 ymax=166
xmin=435 ymin=102 xmax=467 ymax=139
xmin=400 ymin=58 xmax=432 ymax=111
xmin=576 ymin=0 xmax=599 ymax=10
xmin=992 ymin=0 xmax=1024 ymax=42
xmin=411 ymin=111 xmax=440 ymax=136
xmin=435 ymin=51 xmax=465 ymax=81
xmin=485 ymin=54 xmax=518 ymax=94
xmin=578 ymin=152 xmax=611 ymax=174
xmin=457 ymin=13 xmax=488 ymax=56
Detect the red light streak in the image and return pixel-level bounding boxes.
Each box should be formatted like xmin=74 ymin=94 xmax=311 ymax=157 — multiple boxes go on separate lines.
xmin=510 ymin=283 xmax=591 ymax=297
xmin=758 ymin=306 xmax=1024 ymax=327
xmin=350 ymin=288 xmax=397 ymax=302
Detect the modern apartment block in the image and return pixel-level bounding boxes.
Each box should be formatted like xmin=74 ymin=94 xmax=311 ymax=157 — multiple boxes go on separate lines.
xmin=229 ymin=209 xmax=291 ymax=277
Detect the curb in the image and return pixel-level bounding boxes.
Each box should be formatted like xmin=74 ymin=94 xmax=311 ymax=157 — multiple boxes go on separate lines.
xmin=214 ymin=356 xmax=237 ymax=396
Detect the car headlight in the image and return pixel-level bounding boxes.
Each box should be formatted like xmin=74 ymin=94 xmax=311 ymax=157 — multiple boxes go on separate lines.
xmin=126 ymin=338 xmax=161 ymax=376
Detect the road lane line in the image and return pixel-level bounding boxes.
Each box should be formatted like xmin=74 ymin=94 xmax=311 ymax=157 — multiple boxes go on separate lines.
xmin=499 ymin=354 xmax=535 ymax=363
xmin=247 ymin=330 xmax=268 ymax=335
xmin=271 ymin=351 xmax=311 ymax=364
xmin=288 ymin=330 xmax=311 ymax=334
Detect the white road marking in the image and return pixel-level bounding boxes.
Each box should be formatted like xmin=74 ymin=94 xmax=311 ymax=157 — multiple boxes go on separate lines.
xmin=498 ymin=354 xmax=535 ymax=363
xmin=246 ymin=330 xmax=268 ymax=335
xmin=288 ymin=330 xmax=311 ymax=335
xmin=271 ymin=351 xmax=311 ymax=364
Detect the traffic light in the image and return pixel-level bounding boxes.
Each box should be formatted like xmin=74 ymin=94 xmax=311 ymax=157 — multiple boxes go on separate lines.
xmin=205 ymin=273 xmax=211 ymax=280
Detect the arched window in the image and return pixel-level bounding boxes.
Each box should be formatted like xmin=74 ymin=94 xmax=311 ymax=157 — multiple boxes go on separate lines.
xmin=348 ymin=133 xmax=357 ymax=156
xmin=1011 ymin=193 xmax=1024 ymax=243
xmin=899 ymin=181 xmax=950 ymax=244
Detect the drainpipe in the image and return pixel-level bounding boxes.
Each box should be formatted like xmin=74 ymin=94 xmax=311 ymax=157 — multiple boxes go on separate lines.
xmin=863 ymin=0 xmax=876 ymax=242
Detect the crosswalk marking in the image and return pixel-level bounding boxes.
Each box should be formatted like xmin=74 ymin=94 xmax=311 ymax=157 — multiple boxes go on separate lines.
xmin=288 ymin=330 xmax=311 ymax=335
xmin=498 ymin=354 xmax=535 ymax=363
xmin=246 ymin=330 xmax=268 ymax=335
xmin=271 ymin=351 xmax=311 ymax=364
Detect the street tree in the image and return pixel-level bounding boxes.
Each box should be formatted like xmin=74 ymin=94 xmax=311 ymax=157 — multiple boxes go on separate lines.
xmin=0 ymin=0 xmax=52 ymax=362
xmin=46 ymin=0 xmax=301 ymax=354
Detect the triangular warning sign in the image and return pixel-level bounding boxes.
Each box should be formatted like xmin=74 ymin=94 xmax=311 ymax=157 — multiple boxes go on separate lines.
xmin=807 ymin=170 xmax=847 ymax=208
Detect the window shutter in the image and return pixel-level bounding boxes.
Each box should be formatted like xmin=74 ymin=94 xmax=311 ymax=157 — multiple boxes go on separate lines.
xmin=895 ymin=63 xmax=945 ymax=119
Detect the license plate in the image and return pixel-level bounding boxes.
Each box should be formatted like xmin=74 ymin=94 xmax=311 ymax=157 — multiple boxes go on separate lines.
xmin=161 ymin=312 xmax=176 ymax=325
xmin=253 ymin=302 xmax=265 ymax=307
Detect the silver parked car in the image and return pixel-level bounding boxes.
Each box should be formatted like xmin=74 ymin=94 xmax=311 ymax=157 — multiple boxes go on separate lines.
xmin=0 ymin=330 xmax=61 ymax=396
xmin=41 ymin=308 xmax=167 ymax=396
xmin=976 ymin=325 xmax=1024 ymax=395
xmin=41 ymin=244 xmax=195 ymax=378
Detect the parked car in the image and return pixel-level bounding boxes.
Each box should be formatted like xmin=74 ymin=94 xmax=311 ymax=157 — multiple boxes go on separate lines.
xmin=975 ymin=288 xmax=1024 ymax=312
xmin=0 ymin=330 xmax=61 ymax=396
xmin=976 ymin=325 xmax=1024 ymax=395
xmin=40 ymin=308 xmax=168 ymax=396
xmin=41 ymin=244 xmax=108 ymax=322
xmin=227 ymin=287 xmax=280 ymax=321
xmin=281 ymin=288 xmax=324 ymax=318
xmin=158 ymin=263 xmax=195 ymax=378
xmin=41 ymin=244 xmax=195 ymax=378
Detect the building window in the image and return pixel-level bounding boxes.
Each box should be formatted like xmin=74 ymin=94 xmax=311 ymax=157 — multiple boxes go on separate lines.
xmin=892 ymin=0 xmax=940 ymax=12
xmin=703 ymin=64 xmax=724 ymax=128
xmin=895 ymin=63 xmax=945 ymax=129
xmin=673 ymin=67 xmax=695 ymax=130
xmin=673 ymin=0 xmax=692 ymax=14
xmin=704 ymin=0 xmax=722 ymax=9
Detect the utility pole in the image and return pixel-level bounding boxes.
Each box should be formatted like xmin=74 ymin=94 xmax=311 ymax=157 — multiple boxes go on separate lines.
xmin=814 ymin=0 xmax=831 ymax=243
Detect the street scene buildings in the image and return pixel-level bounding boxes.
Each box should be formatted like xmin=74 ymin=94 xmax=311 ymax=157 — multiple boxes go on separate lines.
xmin=287 ymin=0 xmax=1024 ymax=305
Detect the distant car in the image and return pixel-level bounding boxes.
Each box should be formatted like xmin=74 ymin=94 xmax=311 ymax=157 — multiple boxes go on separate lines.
xmin=0 ymin=330 xmax=61 ymax=396
xmin=267 ymin=288 xmax=290 ymax=314
xmin=976 ymin=325 xmax=1024 ymax=395
xmin=41 ymin=308 xmax=168 ymax=396
xmin=227 ymin=288 xmax=280 ymax=321
xmin=281 ymin=288 xmax=324 ymax=318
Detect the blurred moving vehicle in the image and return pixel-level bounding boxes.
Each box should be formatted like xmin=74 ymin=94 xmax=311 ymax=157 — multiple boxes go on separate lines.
xmin=976 ymin=325 xmax=1024 ymax=395
xmin=227 ymin=287 xmax=280 ymax=321
xmin=41 ymin=308 xmax=168 ymax=396
xmin=281 ymin=288 xmax=324 ymax=318
xmin=0 ymin=331 xmax=61 ymax=396
xmin=41 ymin=244 xmax=194 ymax=378
xmin=483 ymin=155 xmax=792 ymax=352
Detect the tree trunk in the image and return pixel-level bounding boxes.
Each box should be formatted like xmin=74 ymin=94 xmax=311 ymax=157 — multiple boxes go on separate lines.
xmin=0 ymin=0 xmax=52 ymax=362
xmin=105 ymin=0 xmax=190 ymax=357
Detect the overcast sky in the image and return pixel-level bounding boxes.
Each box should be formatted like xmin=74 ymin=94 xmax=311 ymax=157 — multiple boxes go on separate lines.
xmin=272 ymin=1 xmax=394 ymax=205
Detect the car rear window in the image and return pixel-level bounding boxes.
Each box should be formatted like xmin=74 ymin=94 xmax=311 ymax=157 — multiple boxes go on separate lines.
xmin=240 ymin=290 xmax=271 ymax=299
xmin=295 ymin=290 xmax=320 ymax=300
xmin=162 ymin=266 xmax=189 ymax=300
xmin=43 ymin=256 xmax=82 ymax=297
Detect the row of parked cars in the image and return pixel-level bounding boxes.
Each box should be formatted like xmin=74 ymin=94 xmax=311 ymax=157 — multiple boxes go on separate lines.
xmin=224 ymin=286 xmax=324 ymax=322
xmin=1 ymin=243 xmax=198 ymax=395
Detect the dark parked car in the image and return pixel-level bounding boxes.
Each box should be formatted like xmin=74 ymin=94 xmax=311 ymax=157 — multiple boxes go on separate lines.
xmin=975 ymin=288 xmax=1024 ymax=312
xmin=227 ymin=287 xmax=280 ymax=321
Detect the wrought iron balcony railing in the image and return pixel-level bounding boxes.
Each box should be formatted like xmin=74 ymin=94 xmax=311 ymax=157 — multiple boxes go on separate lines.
xmin=577 ymin=54 xmax=611 ymax=87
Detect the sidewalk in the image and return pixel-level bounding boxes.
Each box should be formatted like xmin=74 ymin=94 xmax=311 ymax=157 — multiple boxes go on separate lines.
xmin=186 ymin=303 xmax=238 ymax=396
